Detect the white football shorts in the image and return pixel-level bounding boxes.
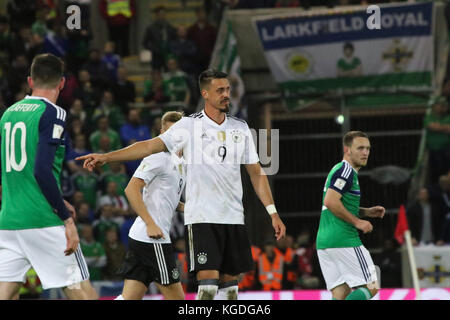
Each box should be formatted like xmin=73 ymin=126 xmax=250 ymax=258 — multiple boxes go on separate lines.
xmin=0 ymin=226 xmax=89 ymax=289
xmin=317 ymin=245 xmax=378 ymax=291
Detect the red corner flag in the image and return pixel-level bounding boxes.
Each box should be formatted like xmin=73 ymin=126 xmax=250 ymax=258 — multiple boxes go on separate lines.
xmin=394 ymin=204 xmax=409 ymax=245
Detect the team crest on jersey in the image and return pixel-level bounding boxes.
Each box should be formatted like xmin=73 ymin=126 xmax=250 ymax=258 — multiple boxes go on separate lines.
xmin=231 ymin=130 xmax=243 ymax=143
xmin=197 ymin=252 xmax=208 ymax=264
xmin=172 ymin=268 xmax=180 ymax=279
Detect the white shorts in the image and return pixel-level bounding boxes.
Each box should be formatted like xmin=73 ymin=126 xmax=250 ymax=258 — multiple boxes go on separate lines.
xmin=0 ymin=226 xmax=89 ymax=289
xmin=317 ymin=246 xmax=377 ymax=291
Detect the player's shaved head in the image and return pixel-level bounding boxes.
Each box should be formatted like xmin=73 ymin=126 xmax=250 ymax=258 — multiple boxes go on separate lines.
xmin=198 ymin=69 xmax=228 ymax=92
xmin=30 ymin=53 xmax=64 ymax=89
xmin=343 ymin=131 xmax=369 ymax=148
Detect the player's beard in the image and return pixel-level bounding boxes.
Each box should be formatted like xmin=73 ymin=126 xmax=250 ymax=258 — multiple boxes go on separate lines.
xmin=218 ymin=100 xmax=230 ymax=113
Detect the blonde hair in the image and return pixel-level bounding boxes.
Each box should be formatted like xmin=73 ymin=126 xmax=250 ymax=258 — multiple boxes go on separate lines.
xmin=161 ymin=111 xmax=183 ymax=125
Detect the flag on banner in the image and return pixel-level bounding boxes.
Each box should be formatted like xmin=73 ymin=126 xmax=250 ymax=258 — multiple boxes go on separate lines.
xmin=394 ymin=204 xmax=409 ymax=245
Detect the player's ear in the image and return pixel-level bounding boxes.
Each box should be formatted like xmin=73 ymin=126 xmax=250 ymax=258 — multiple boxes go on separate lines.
xmin=201 ymin=89 xmax=208 ymax=100
xmin=59 ymin=77 xmax=66 ymax=91
xmin=27 ymin=76 xmax=34 ymax=90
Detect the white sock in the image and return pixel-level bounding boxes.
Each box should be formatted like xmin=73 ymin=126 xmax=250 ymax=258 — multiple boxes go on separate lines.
xmin=114 ymin=294 xmax=124 ymax=300
xmin=217 ymin=280 xmax=239 ymax=300
xmin=196 ymin=279 xmax=219 ymax=300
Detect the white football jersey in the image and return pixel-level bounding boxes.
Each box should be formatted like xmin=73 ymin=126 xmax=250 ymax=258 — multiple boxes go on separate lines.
xmin=159 ymin=110 xmax=259 ymax=225
xmin=128 ymin=152 xmax=186 ymax=243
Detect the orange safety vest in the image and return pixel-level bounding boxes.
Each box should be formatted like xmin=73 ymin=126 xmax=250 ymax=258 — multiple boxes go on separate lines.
xmin=258 ymin=250 xmax=283 ymax=291
xmin=107 ymin=0 xmax=132 ymax=18
xmin=238 ymin=246 xmax=261 ymax=290
xmin=176 ymin=252 xmax=189 ymax=292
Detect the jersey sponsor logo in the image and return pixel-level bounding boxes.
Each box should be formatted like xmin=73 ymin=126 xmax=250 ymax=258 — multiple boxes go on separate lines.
xmin=334 ymin=178 xmax=346 ymax=190
xmin=197 ymin=252 xmax=208 ymax=265
xmin=52 ymin=124 xmax=64 ymax=139
xmin=172 ymin=268 xmax=180 ymax=280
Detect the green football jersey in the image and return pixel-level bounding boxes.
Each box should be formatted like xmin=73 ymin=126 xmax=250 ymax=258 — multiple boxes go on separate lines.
xmin=316 ymin=160 xmax=362 ymax=249
xmin=0 ymin=96 xmax=67 ymax=229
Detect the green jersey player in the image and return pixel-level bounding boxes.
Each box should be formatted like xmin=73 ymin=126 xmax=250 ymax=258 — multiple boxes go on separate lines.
xmin=0 ymin=54 xmax=97 ymax=300
xmin=316 ymin=131 xmax=385 ymax=300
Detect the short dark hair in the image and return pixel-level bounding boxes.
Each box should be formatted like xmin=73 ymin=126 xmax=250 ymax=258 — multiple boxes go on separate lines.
xmin=343 ymin=131 xmax=368 ymax=147
xmin=30 ymin=54 xmax=64 ymax=89
xmin=343 ymin=42 xmax=354 ymax=52
xmin=198 ymin=69 xmax=228 ymax=91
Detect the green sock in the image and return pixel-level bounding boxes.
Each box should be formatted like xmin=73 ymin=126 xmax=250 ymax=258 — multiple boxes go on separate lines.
xmin=345 ymin=288 xmax=373 ymax=300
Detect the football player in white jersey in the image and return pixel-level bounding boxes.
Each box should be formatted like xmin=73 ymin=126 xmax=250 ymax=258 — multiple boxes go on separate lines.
xmin=77 ymin=70 xmax=286 ymax=300
xmin=115 ymin=111 xmax=186 ymax=300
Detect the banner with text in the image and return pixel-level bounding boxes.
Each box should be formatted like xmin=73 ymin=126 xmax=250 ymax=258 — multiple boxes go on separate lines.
xmin=253 ymin=2 xmax=435 ymax=106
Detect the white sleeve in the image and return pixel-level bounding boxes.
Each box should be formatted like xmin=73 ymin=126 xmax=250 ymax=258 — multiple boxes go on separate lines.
xmin=241 ymin=125 xmax=259 ymax=164
xmin=158 ymin=117 xmax=191 ymax=154
xmin=132 ymin=154 xmax=165 ymax=184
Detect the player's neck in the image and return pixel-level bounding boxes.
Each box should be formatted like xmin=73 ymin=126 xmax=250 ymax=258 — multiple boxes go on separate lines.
xmin=30 ymin=89 xmax=59 ymax=104
xmin=343 ymin=157 xmax=360 ymax=172
xmin=204 ymin=104 xmax=226 ymax=125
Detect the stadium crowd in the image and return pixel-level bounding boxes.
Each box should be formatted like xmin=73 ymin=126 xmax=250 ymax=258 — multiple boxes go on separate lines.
xmin=0 ymin=0 xmax=448 ymax=298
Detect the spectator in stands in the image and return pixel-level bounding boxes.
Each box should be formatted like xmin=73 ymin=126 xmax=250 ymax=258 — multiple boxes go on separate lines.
xmin=80 ymin=224 xmax=107 ymax=281
xmin=31 ymin=9 xmax=48 ymax=38
xmin=92 ymin=90 xmax=125 ymax=131
xmin=151 ymin=117 xmax=162 ymax=138
xmin=77 ymin=202 xmax=96 ymax=224
xmin=119 ymin=209 xmax=136 ymax=249
xmin=142 ymin=5 xmax=177 ymax=71
xmin=71 ymin=190 xmax=86 ymax=209
xmin=423 ymin=96 xmax=450 ymax=183
xmin=101 ymin=41 xmax=121 ymax=81
xmin=113 ymin=66 xmax=136 ymax=115
xmin=9 ymin=25 xmax=32 ymax=59
xmin=229 ymin=75 xmax=247 ymax=120
xmin=143 ymin=70 xmax=170 ymax=108
xmin=276 ymin=235 xmax=298 ymax=289
xmin=93 ymin=204 xmax=121 ymax=243
xmin=406 ymin=187 xmax=445 ymax=246
xmin=187 ymin=7 xmax=217 ymax=76
xmin=97 ymin=181 xmax=130 ymax=225
xmin=89 ymin=116 xmax=122 ymax=153
xmin=44 ymin=21 xmax=69 ymax=59
xmin=58 ymin=65 xmax=79 ymax=109
xmin=8 ymin=55 xmax=29 ymax=98
xmin=82 ymin=48 xmax=110 ymax=89
xmin=66 ymin=134 xmax=91 ymax=174
xmin=256 ymin=240 xmax=284 ymax=291
xmin=294 ymin=229 xmax=320 ymax=289
xmin=74 ymin=68 xmax=100 ymax=110
xmin=163 ymin=57 xmax=191 ymax=109
xmin=119 ymin=108 xmax=151 ymax=146
xmin=99 ymin=0 xmax=135 ymax=57
xmin=103 ymin=228 xmax=127 ymax=280
xmin=238 ymin=244 xmax=260 ymax=291
xmin=68 ymin=98 xmax=87 ymax=125
xmin=170 ymin=25 xmax=197 ymax=76
xmin=372 ymin=239 xmax=402 ymax=287
xmin=18 ymin=268 xmax=42 ymax=300
xmin=99 ymin=161 xmax=129 ymax=198
xmin=71 ymin=168 xmax=100 ymax=209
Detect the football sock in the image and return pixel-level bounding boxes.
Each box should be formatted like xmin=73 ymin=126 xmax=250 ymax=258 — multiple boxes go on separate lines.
xmin=196 ymin=279 xmax=219 ymax=300
xmin=217 ymin=280 xmax=239 ymax=300
xmin=345 ymin=287 xmax=373 ymax=300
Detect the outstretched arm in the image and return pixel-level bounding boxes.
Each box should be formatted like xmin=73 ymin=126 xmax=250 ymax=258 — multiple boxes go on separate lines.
xmin=245 ymin=163 xmax=286 ymax=240
xmin=76 ymin=137 xmax=167 ymax=171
